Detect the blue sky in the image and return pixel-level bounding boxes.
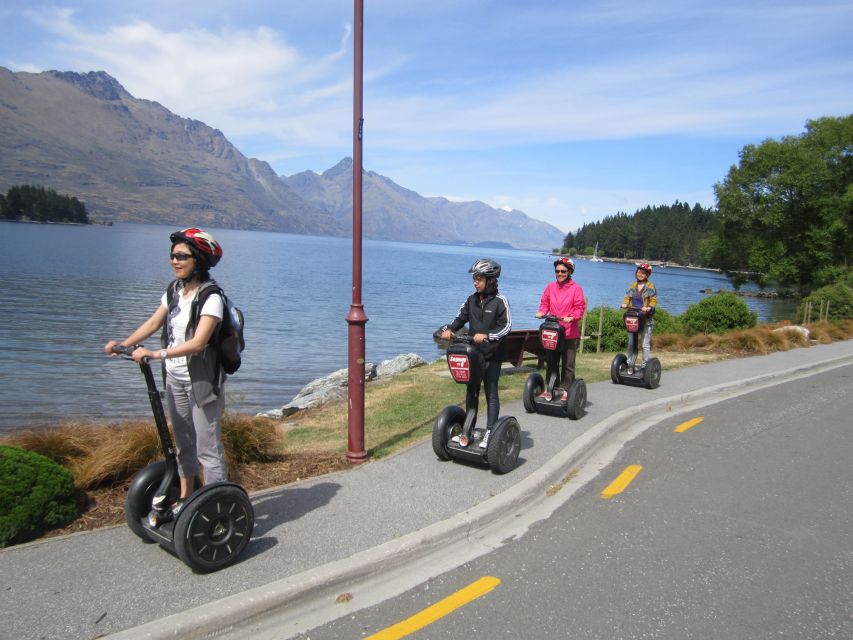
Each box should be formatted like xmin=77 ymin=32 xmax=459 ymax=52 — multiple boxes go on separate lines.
xmin=1 ymin=1 xmax=851 ymax=233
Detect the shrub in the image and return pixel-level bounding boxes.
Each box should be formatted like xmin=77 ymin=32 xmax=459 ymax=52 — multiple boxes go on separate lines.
xmin=0 ymin=445 xmax=78 ymax=547
xmin=681 ymin=292 xmax=757 ymax=335
xmin=797 ymin=283 xmax=853 ymax=322
xmin=221 ymin=413 xmax=282 ymax=468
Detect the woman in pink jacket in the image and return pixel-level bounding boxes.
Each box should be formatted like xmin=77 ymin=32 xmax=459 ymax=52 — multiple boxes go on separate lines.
xmin=535 ymin=257 xmax=587 ymax=400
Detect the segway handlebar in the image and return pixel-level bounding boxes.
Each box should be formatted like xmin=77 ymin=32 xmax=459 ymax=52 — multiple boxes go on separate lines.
xmin=110 ymin=344 xmax=150 ymax=362
xmin=434 ymin=326 xmax=473 ymax=344
xmin=624 ymin=305 xmax=653 ymax=314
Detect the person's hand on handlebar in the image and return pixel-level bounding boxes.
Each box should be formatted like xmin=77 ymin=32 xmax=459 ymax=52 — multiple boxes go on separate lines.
xmin=103 ymin=340 xmax=120 ymax=356
xmin=131 ymin=347 xmax=157 ymax=363
xmin=440 ymin=329 xmax=453 ymax=340
xmin=472 ymin=333 xmax=489 ymax=344
xmin=620 ymin=303 xmax=628 ymax=309
xmin=539 ymin=312 xmax=574 ymax=323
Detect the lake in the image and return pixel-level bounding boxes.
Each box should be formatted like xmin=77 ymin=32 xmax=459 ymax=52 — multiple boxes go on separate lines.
xmin=0 ymin=222 xmax=796 ymax=431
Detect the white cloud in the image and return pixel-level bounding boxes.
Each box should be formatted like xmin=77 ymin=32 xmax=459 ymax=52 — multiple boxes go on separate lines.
xmin=26 ymin=8 xmax=355 ymax=147
xmin=16 ymin=3 xmax=853 ymax=157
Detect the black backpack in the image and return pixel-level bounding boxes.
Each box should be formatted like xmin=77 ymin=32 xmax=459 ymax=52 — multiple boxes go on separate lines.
xmin=164 ymin=279 xmax=244 ymax=375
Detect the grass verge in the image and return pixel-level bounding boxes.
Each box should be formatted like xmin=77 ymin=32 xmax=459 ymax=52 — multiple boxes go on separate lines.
xmin=2 ymin=319 xmax=852 ymax=541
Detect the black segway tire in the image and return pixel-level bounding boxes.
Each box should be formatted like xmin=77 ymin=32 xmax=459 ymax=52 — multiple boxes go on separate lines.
xmin=523 ymin=373 xmax=545 ymax=413
xmin=610 ymin=354 xmax=628 ymax=384
xmin=124 ymin=460 xmax=174 ymax=541
xmin=432 ymin=405 xmax=465 ymax=461
xmin=565 ymin=379 xmax=587 ymax=420
xmin=486 ymin=417 xmax=521 ymax=474
xmin=173 ymin=483 xmax=254 ymax=573
xmin=643 ymin=358 xmax=662 ymax=389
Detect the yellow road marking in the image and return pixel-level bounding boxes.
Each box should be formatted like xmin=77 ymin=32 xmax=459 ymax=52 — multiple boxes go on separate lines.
xmin=675 ymin=416 xmax=704 ymax=433
xmin=365 ymin=576 xmax=501 ymax=640
xmin=601 ymin=464 xmax=643 ymax=499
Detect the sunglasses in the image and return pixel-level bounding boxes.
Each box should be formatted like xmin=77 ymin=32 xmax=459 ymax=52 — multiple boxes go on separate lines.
xmin=170 ymin=252 xmax=193 ymax=262
xmin=555 ymin=269 xmax=569 ymax=274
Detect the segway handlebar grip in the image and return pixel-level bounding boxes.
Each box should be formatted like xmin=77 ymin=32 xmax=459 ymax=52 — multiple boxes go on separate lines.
xmin=434 ymin=325 xmax=472 ymax=344
xmin=110 ymin=344 xmax=146 ymax=360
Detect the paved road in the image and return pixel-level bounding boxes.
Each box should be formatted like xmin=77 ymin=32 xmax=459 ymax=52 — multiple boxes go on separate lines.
xmin=1 ymin=340 xmax=852 ymax=640
xmin=296 ymin=364 xmax=853 ymax=639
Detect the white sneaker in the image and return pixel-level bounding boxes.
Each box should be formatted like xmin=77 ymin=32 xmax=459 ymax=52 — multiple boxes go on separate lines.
xmin=479 ymin=429 xmax=491 ymax=449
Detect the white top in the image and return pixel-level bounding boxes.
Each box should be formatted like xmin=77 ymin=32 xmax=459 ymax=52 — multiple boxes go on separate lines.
xmin=160 ymin=289 xmax=223 ymax=381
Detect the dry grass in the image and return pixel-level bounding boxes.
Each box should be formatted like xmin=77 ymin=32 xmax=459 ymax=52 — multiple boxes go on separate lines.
xmin=808 ymin=319 xmax=853 ymax=343
xmin=3 ymin=420 xmax=161 ymax=490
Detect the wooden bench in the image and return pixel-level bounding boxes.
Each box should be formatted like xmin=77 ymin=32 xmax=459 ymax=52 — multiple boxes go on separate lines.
xmin=502 ymin=328 xmax=545 ymax=368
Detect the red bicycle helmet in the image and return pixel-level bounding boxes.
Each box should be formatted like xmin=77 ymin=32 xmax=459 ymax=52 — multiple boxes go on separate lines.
xmin=636 ymin=262 xmax=652 ymax=274
xmin=170 ymin=227 xmax=223 ymax=267
xmin=554 ymin=257 xmax=575 ymax=273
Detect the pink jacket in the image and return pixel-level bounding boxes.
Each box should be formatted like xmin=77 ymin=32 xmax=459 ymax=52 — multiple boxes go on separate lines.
xmin=538 ymin=279 xmax=587 ymax=339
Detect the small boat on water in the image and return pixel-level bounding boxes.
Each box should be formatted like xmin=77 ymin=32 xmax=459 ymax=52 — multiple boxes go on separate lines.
xmin=590 ymin=242 xmax=603 ymax=263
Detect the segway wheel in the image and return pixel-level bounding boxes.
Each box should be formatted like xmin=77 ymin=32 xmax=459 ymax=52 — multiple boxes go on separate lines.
xmin=173 ymin=484 xmax=254 ymax=573
xmin=610 ymin=354 xmax=628 ymax=384
xmin=643 ymin=358 xmax=662 ymax=389
xmin=523 ymin=373 xmax=544 ymax=413
xmin=432 ymin=405 xmax=465 ymax=461
xmin=565 ymin=379 xmax=587 ymax=420
xmin=486 ymin=417 xmax=521 ymax=474
xmin=124 ymin=460 xmax=175 ymax=541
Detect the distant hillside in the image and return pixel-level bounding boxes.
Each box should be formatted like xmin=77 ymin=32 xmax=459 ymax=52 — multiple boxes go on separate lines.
xmin=0 ymin=67 xmax=564 ymax=249
xmin=283 ymin=159 xmax=565 ymax=250
xmin=0 ymin=67 xmax=335 ymax=233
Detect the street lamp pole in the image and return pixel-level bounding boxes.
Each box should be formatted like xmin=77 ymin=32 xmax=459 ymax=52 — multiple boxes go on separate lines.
xmin=346 ymin=0 xmax=368 ymax=464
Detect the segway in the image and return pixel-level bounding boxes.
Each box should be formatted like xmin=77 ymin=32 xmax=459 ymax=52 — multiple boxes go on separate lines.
xmin=610 ymin=308 xmax=662 ymax=389
xmin=523 ymin=316 xmax=587 ymax=420
xmin=111 ymin=345 xmax=254 ymax=572
xmin=431 ymin=334 xmax=522 ymax=474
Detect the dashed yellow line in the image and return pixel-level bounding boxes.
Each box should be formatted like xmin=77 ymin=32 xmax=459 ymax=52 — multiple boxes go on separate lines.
xmin=365 ymin=576 xmax=501 ymax=640
xmin=675 ymin=416 xmax=704 ymax=433
xmin=601 ymin=464 xmax=643 ymax=499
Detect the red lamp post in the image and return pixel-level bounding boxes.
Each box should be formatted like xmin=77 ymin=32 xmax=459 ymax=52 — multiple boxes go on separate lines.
xmin=346 ymin=0 xmax=368 ymax=464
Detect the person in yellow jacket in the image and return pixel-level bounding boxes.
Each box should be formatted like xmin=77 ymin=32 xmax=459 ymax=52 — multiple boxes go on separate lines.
xmin=620 ymin=263 xmax=657 ymax=369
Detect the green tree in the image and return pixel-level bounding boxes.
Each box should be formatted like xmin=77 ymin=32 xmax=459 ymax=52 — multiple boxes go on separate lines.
xmin=1 ymin=185 xmax=90 ymax=223
xmin=706 ymin=115 xmax=853 ymax=294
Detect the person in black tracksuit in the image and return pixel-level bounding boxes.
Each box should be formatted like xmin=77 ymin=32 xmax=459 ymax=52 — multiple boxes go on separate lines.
xmin=440 ymin=258 xmax=512 ymax=448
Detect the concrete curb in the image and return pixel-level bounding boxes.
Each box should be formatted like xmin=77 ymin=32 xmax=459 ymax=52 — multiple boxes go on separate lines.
xmin=106 ymin=351 xmax=853 ymax=640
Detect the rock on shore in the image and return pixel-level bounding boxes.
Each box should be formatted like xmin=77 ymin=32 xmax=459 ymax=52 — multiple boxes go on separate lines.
xmin=258 ymin=353 xmax=428 ymax=419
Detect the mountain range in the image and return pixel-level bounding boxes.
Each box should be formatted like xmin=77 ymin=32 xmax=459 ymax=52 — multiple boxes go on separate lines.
xmin=0 ymin=67 xmax=564 ymax=250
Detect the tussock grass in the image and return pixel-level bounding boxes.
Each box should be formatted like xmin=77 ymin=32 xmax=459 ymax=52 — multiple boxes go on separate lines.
xmin=724 ymin=328 xmax=775 ymax=354
xmin=3 ymin=420 xmax=161 ymax=489
xmin=2 ymin=415 xmax=282 ymax=490
xmin=221 ymin=413 xmax=283 ymax=478
xmin=808 ymin=319 xmax=853 ymax=343
xmin=72 ymin=422 xmax=161 ymax=489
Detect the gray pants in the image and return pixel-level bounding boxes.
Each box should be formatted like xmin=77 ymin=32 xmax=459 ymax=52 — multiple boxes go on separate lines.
xmin=627 ymin=318 xmax=654 ymax=366
xmin=165 ymin=374 xmax=227 ymax=484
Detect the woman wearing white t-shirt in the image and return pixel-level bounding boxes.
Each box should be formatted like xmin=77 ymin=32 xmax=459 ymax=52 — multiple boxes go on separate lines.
xmin=104 ymin=227 xmax=227 ymax=516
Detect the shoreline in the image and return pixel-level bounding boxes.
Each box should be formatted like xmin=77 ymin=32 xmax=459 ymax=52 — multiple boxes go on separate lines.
xmin=570 ymin=253 xmax=721 ymax=272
